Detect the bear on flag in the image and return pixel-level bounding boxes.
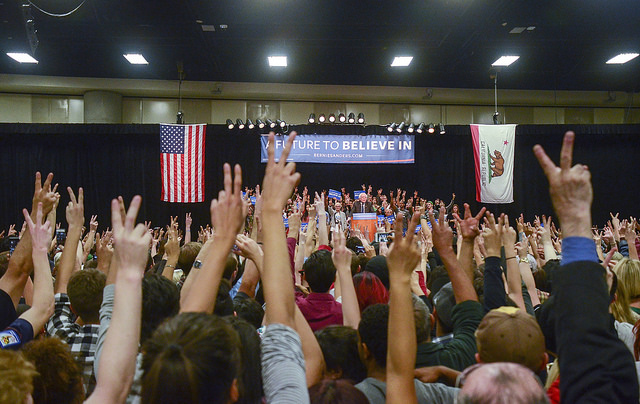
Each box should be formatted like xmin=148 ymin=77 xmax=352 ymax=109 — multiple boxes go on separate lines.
xmin=471 ymin=124 xmax=516 ymax=204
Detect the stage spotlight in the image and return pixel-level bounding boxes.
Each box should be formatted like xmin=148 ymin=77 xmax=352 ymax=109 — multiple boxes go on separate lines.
xmin=416 ymin=123 xmax=425 ymax=134
xmin=237 ymin=119 xmax=245 ymax=129
xmin=318 ymin=114 xmax=326 ymax=123
xmin=439 ymin=123 xmax=445 ymax=135
xmin=428 ymin=123 xmax=435 ymax=134
xmin=267 ymin=119 xmax=276 ymax=129
xmin=396 ymin=121 xmax=405 ymax=133
xmin=308 ymin=113 xmax=316 ymax=124
xmin=256 ymin=119 xmax=265 ymax=129
xmin=387 ymin=123 xmax=397 ymax=132
xmin=226 ymin=119 xmax=234 ymax=130
xmin=247 ymin=119 xmax=255 ymax=129
xmin=277 ymin=119 xmax=286 ymax=128
xmin=357 ymin=113 xmax=365 ymax=124
xmin=338 ymin=113 xmax=346 ymax=123
xmin=407 ymin=123 xmax=415 ymax=133
xmin=328 ymin=114 xmax=336 ymax=123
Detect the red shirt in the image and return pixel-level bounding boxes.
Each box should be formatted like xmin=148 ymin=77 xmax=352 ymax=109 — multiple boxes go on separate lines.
xmin=295 ymin=292 xmax=343 ymax=332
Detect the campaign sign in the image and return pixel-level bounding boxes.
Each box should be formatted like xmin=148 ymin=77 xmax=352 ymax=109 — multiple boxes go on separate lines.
xmin=261 ymin=134 xmax=415 ymax=164
xmin=351 ymin=213 xmax=377 ymax=242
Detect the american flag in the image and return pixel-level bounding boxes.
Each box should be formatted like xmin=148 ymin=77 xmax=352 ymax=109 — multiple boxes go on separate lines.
xmin=160 ymin=124 xmax=206 ymax=203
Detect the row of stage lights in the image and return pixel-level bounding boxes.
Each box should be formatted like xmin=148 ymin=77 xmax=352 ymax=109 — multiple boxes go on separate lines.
xmin=388 ymin=122 xmax=446 ymax=135
xmin=225 ymin=112 xmax=367 ymax=131
xmin=308 ymin=112 xmax=365 ymax=124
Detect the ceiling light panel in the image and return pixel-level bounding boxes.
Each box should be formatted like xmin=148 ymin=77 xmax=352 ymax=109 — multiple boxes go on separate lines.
xmin=268 ymin=56 xmax=287 ymax=67
xmin=492 ymin=56 xmax=520 ymax=66
xmin=123 ymin=54 xmax=148 ymax=64
xmin=391 ymin=56 xmax=413 ymax=67
xmin=6 ymin=53 xmax=38 ymax=63
xmin=606 ymin=53 xmax=639 ymax=64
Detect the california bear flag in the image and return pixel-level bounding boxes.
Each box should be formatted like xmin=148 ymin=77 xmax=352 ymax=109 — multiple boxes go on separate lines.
xmin=471 ymin=124 xmax=516 ymax=204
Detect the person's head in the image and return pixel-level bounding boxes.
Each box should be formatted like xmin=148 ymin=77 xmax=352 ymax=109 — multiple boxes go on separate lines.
xmin=432 ymin=282 xmax=456 ymax=335
xmin=223 ymin=317 xmax=263 ymax=404
xmin=413 ymin=294 xmax=432 ymax=344
xmin=0 ymin=349 xmax=37 ymax=404
xmin=475 ymin=307 xmax=547 ymax=372
xmin=456 ymin=362 xmax=549 ymax=404
xmin=350 ymin=250 xmax=361 ymax=276
xmin=308 ymin=379 xmax=369 ymax=404
xmin=352 ymin=271 xmax=389 ymax=313
xmin=452 ymin=204 xmax=459 ymax=214
xmin=0 ymin=251 xmax=10 ymax=278
xmin=426 ymin=201 xmax=433 ymax=210
xmin=334 ymin=202 xmax=342 ymax=211
xmin=357 ymin=303 xmax=389 ymax=371
xmin=365 ymin=256 xmax=389 ymax=290
xmin=214 ymin=279 xmax=234 ymax=317
xmin=358 ymin=193 xmax=367 ymax=203
xmin=141 ymin=274 xmax=180 ymax=344
xmin=613 ymin=258 xmax=640 ymax=303
xmin=223 ymin=254 xmax=239 ymax=282
xmin=177 ymin=242 xmax=202 ymax=276
xmin=315 ymin=325 xmax=367 ymax=383
xmin=67 ymin=269 xmax=106 ymax=323
xmin=233 ymin=296 xmax=264 ymax=329
xmin=141 ymin=312 xmax=241 ymax=404
xmin=302 ymin=250 xmax=336 ymax=293
xmin=346 ymin=237 xmax=363 ymax=253
xmin=21 ymin=337 xmax=85 ymax=404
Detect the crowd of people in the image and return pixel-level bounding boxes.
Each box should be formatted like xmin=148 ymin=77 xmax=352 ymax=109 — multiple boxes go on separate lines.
xmin=0 ymin=130 xmax=638 ymax=404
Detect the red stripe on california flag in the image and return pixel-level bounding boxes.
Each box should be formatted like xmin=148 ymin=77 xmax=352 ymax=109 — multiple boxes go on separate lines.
xmin=470 ymin=125 xmax=482 ymax=203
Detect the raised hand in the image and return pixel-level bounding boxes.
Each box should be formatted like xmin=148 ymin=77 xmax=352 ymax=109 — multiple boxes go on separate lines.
xmin=23 ymin=203 xmax=52 ymax=253
xmin=452 ymin=203 xmax=486 ymax=241
xmin=185 ymin=212 xmax=192 ymax=228
xmin=235 ymin=234 xmax=263 ymax=264
xmin=65 ymin=187 xmax=84 ymax=230
xmin=500 ymin=214 xmax=517 ymax=248
xmin=332 ymin=230 xmax=352 ymax=271
xmin=533 ymin=131 xmax=592 ymax=238
xmin=481 ymin=212 xmax=502 ymax=257
xmin=32 ymin=172 xmax=59 ymax=217
xmin=7 ymin=224 xmax=16 ymax=237
xmin=262 ymin=132 xmax=301 ymax=212
xmin=210 ymin=163 xmax=247 ymax=241
xmin=429 ymin=207 xmax=453 ymax=253
xmin=111 ymin=195 xmax=151 ymax=273
xmin=314 ymin=191 xmax=326 ymax=214
xmin=89 ymin=215 xmax=98 ymax=232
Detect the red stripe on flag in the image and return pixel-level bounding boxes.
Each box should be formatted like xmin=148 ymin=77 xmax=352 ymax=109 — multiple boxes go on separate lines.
xmin=470 ymin=125 xmax=482 ymax=203
xmin=199 ymin=125 xmax=205 ymax=202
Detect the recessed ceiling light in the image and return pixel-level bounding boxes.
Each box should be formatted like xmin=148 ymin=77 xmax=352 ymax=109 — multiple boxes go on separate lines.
xmin=268 ymin=56 xmax=287 ymax=67
xmin=509 ymin=27 xmax=526 ymax=34
xmin=492 ymin=55 xmax=520 ymax=66
xmin=201 ymin=25 xmax=216 ymax=32
xmin=391 ymin=56 xmax=413 ymax=67
xmin=606 ymin=53 xmax=639 ymax=64
xmin=123 ymin=53 xmax=148 ymax=64
xmin=6 ymin=52 xmax=38 ymax=63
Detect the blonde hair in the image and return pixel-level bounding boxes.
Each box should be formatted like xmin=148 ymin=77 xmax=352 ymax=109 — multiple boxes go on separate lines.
xmin=612 ymin=258 xmax=640 ymax=323
xmin=0 ymin=349 xmax=37 ymax=404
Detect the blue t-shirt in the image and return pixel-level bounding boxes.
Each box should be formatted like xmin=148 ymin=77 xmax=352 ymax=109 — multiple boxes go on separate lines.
xmin=0 ymin=318 xmax=34 ymax=350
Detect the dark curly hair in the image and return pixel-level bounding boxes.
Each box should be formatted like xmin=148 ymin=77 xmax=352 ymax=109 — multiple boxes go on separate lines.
xmin=357 ymin=303 xmax=389 ymax=368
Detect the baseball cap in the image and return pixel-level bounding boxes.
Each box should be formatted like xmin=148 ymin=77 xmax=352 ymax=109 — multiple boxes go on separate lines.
xmin=476 ymin=306 xmax=546 ymax=372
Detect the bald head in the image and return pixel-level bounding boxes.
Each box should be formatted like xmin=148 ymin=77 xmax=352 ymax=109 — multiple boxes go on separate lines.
xmin=457 ymin=363 xmax=549 ymax=404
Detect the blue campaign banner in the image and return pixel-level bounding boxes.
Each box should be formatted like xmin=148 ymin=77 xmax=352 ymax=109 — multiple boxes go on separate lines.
xmin=354 ymin=190 xmax=366 ymax=199
xmin=260 ymin=134 xmax=415 ymax=164
xmin=328 ymin=189 xmax=342 ymax=200
xmin=250 ymin=196 xmax=256 ymax=205
xmin=301 ymin=222 xmax=309 ymax=232
xmin=283 ymin=218 xmax=289 ymax=228
xmin=415 ymin=224 xmax=422 ymax=233
xmin=377 ymin=215 xmax=385 ymax=227
xmin=386 ymin=216 xmax=395 ymax=224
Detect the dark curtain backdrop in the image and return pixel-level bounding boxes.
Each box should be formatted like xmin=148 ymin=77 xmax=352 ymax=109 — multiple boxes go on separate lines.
xmin=1 ymin=123 xmax=638 ymax=231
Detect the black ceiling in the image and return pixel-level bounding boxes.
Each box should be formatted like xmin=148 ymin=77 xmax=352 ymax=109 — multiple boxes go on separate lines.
xmin=1 ymin=0 xmax=640 ymax=92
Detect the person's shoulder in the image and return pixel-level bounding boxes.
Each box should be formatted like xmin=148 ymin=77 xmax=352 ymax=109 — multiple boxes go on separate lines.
xmin=415 ymin=379 xmax=459 ymax=399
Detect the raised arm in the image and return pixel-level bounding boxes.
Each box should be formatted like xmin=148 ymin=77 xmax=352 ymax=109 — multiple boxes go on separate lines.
xmin=0 ymin=172 xmax=58 ymax=307
xmin=453 ymin=203 xmax=486 ymax=280
xmin=429 ymin=207 xmax=478 ymax=303
xmin=86 ymin=196 xmax=150 ymax=404
xmin=501 ymin=215 xmax=526 ymax=311
xmin=83 ymin=215 xmax=98 ymax=262
xmin=235 ymin=234 xmax=263 ymax=299
xmin=481 ymin=212 xmax=507 ymax=311
xmin=180 ymin=163 xmax=246 ymax=314
xmin=18 ymin=203 xmax=54 ymax=334
xmin=538 ymin=216 xmax=558 ymax=262
xmin=315 ymin=192 xmax=329 ymax=247
xmin=184 ymin=212 xmax=192 ymax=244
xmin=54 ymin=187 xmax=84 ymax=294
xmin=160 ymin=220 xmax=180 ymax=281
xmin=332 ymin=230 xmax=360 ymax=328
xmin=261 ymin=133 xmax=300 ymax=327
xmin=386 ymin=211 xmax=421 ymax=404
